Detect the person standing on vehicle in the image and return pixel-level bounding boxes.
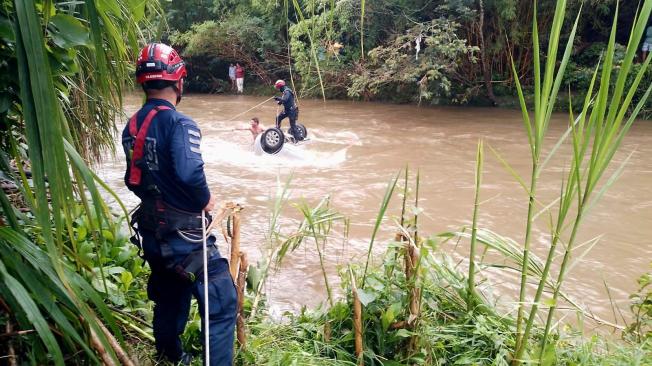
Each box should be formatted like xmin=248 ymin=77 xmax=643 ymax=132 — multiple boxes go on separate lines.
xmin=123 ymin=43 xmax=236 ymax=365
xmin=235 ymin=63 xmax=245 ymax=93
xmin=228 ymin=63 xmax=236 ymax=91
xmin=273 ymin=79 xmax=301 ymax=142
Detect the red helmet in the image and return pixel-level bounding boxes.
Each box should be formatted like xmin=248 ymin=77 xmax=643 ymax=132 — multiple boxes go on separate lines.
xmin=274 ymin=79 xmax=286 ymax=90
xmin=136 ymin=43 xmax=187 ymax=84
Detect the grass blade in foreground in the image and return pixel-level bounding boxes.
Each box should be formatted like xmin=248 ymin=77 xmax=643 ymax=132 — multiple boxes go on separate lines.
xmin=508 ymin=0 xmax=652 ymax=363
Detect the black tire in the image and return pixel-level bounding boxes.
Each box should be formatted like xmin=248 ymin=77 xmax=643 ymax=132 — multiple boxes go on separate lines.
xmin=288 ymin=123 xmax=308 ymax=141
xmin=261 ymin=127 xmax=285 ymax=154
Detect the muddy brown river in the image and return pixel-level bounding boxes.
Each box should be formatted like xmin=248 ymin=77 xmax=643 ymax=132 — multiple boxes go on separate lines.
xmin=100 ymin=94 xmax=652 ymax=325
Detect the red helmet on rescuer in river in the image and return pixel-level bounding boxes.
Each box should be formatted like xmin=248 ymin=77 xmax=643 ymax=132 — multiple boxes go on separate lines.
xmin=274 ymin=79 xmax=286 ymax=90
xmin=136 ymin=43 xmax=187 ymax=84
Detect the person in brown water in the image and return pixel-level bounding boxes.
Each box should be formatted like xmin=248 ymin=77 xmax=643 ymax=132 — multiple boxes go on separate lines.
xmin=234 ymin=117 xmax=265 ymax=141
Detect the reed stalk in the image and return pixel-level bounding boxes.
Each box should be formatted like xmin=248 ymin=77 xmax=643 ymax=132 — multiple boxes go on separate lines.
xmin=509 ymin=0 xmax=652 ymax=363
xmin=362 ymin=173 xmax=399 ymax=286
xmin=389 ymin=168 xmax=409 ymax=279
xmin=294 ymin=198 xmax=340 ymax=307
xmin=250 ymin=176 xmax=293 ymax=318
xmin=350 ymin=268 xmax=364 ymax=365
xmin=230 ymin=208 xmax=242 ymax=280
xmin=467 ymin=140 xmax=483 ymax=311
xmin=236 ymin=252 xmax=248 ymax=348
xmin=413 ymin=169 xmax=420 ymax=245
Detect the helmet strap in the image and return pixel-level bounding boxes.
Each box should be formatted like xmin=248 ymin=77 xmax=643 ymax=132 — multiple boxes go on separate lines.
xmin=174 ymin=78 xmax=184 ymax=105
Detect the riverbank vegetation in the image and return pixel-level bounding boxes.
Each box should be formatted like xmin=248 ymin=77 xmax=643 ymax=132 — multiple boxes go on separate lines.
xmin=1 ymin=0 xmax=652 ymax=365
xmin=165 ymin=0 xmax=652 ymax=118
xmin=0 ymin=0 xmax=157 ymax=363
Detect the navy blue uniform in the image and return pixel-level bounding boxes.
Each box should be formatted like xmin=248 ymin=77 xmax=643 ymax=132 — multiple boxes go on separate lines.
xmin=122 ymin=98 xmax=236 ymax=365
xmin=274 ymin=87 xmax=301 ymax=140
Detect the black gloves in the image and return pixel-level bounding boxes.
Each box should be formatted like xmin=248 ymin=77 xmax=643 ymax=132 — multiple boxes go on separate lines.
xmin=273 ymin=96 xmax=281 ymax=101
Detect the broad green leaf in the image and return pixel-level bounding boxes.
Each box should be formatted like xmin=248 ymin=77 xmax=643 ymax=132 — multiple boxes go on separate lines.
xmin=102 ymin=229 xmax=115 ymax=243
xmin=76 ymin=224 xmax=87 ymax=241
xmin=127 ymin=0 xmax=146 ymax=22
xmin=356 ymin=288 xmax=376 ymax=306
xmin=0 ymin=17 xmax=14 ymax=41
xmin=120 ymin=271 xmax=133 ymax=288
xmin=381 ymin=305 xmax=396 ymax=331
xmin=97 ymin=0 xmax=122 ymax=14
xmin=395 ymin=328 xmax=414 ymax=338
xmin=247 ymin=262 xmax=264 ymax=292
xmin=49 ymin=14 xmax=91 ymax=48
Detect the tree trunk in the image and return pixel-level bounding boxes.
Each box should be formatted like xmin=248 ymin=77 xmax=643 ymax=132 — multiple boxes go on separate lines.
xmin=478 ymin=0 xmax=498 ymax=106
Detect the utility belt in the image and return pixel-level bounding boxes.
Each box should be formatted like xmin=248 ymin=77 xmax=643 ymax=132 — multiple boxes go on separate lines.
xmin=129 ymin=197 xmax=215 ymax=282
xmin=290 ymin=106 xmax=299 ymax=116
xmin=132 ymin=198 xmax=211 ymax=240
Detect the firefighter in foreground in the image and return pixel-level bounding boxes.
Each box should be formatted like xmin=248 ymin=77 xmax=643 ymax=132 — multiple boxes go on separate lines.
xmin=122 ymin=43 xmax=236 ymax=365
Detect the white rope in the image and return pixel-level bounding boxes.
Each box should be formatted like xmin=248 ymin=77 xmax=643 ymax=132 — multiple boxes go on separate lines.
xmin=225 ymin=96 xmax=275 ymax=122
xmin=201 ymin=210 xmax=210 ymax=365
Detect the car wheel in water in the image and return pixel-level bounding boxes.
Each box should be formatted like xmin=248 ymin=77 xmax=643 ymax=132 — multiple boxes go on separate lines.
xmin=261 ymin=127 xmax=284 ymax=154
xmin=288 ymin=123 xmax=308 ymax=141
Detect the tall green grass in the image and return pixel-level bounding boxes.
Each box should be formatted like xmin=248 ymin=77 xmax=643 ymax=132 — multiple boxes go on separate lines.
xmin=236 ymin=2 xmax=652 ymax=364
xmin=498 ymin=0 xmax=652 ymax=363
xmin=0 ymin=0 xmax=156 ymax=363
xmin=235 ymin=168 xmax=651 ymax=365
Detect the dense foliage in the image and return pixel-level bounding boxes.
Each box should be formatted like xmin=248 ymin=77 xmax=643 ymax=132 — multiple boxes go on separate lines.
xmin=1 ymin=0 xmax=651 ymax=365
xmin=165 ymin=0 xmax=651 ymax=116
xmin=0 ymin=0 xmax=157 ymax=363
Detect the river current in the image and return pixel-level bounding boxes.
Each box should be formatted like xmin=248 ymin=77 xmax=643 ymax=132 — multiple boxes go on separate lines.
xmin=100 ymin=94 xmax=652 ymax=325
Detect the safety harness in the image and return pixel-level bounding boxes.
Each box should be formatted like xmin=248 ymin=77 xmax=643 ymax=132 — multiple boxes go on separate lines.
xmin=127 ymin=105 xmax=214 ymax=282
xmin=128 ymin=106 xmax=170 ymax=186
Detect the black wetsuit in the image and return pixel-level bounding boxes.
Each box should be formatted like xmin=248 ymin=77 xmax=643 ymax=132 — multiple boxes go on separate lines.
xmin=275 ymin=86 xmax=301 ymax=141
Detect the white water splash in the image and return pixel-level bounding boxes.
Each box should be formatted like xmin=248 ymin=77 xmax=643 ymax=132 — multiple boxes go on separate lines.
xmin=202 ymin=133 xmax=350 ymax=171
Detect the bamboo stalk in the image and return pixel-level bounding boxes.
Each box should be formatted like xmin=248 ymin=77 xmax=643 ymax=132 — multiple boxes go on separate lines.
xmin=230 ymin=208 xmax=242 ymax=280
xmin=236 ymin=252 xmax=248 ymax=348
xmin=350 ymin=268 xmax=363 ymax=365
xmin=97 ymin=321 xmax=135 ymax=366
xmin=407 ymin=243 xmax=419 ymax=323
xmin=323 ymin=321 xmax=331 ymax=343
xmin=89 ymin=327 xmax=117 ymax=366
xmin=405 ymin=240 xmax=420 ymax=354
xmin=6 ymin=320 xmax=17 ymax=366
xmin=353 ymin=287 xmax=363 ymax=365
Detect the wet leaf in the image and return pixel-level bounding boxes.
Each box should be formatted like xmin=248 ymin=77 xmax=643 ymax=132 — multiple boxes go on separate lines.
xmin=381 ymin=305 xmax=395 ymax=331
xmin=247 ymin=262 xmax=264 ymax=292
xmin=544 ymin=298 xmax=556 ymax=307
xmin=49 ymin=14 xmax=90 ymax=48
xmin=101 ymin=229 xmax=114 ymax=243
xmin=75 ymin=225 xmax=87 ymax=241
xmin=0 ymin=17 xmax=14 ymax=42
xmin=395 ymin=328 xmax=414 ymax=338
xmin=356 ymin=288 xmax=376 ymax=306
xmin=120 ymin=271 xmax=133 ymax=291
xmin=126 ymin=0 xmax=146 ymax=22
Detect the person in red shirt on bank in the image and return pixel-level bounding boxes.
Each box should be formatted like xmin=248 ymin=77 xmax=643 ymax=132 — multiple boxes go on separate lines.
xmin=235 ymin=63 xmax=244 ymax=93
